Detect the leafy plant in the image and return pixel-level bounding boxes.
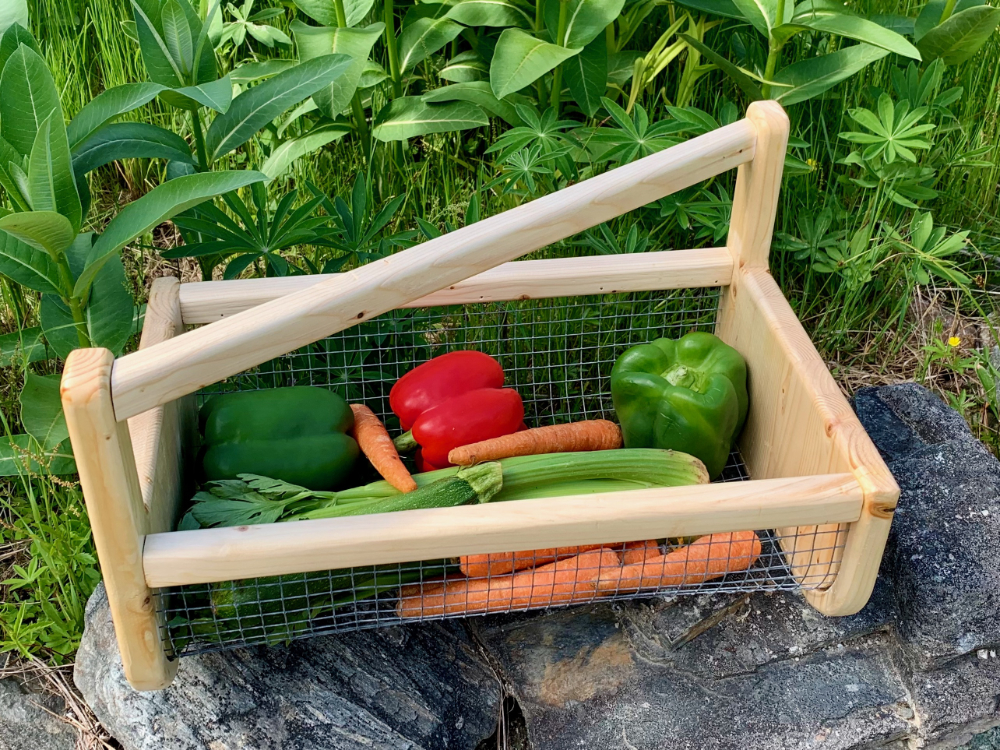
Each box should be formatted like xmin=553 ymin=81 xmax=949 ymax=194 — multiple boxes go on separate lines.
xmin=840 ymin=93 xmax=935 ymax=164
xmin=216 ymin=0 xmax=292 ymax=52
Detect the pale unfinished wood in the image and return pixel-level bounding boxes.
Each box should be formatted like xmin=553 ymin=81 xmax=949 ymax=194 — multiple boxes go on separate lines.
xmin=177 ymin=248 xmax=734 ymax=324
xmin=142 ymin=473 xmax=863 ymax=588
xmin=111 ymin=120 xmax=756 ymax=420
xmin=127 ymin=277 xmax=195 ymax=534
xmin=716 ymin=266 xmax=899 ymax=614
xmin=726 ymin=101 xmax=789 ymax=270
xmin=61 ymin=348 xmax=177 ymax=690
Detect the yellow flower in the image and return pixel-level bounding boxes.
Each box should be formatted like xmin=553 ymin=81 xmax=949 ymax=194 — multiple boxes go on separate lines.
xmin=948 ymin=336 xmax=961 ymax=348
xmin=806 ymin=158 xmax=818 ymax=171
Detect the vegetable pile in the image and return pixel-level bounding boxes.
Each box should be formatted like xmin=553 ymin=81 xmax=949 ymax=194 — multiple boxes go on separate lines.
xmin=181 ymin=334 xmax=754 ymax=633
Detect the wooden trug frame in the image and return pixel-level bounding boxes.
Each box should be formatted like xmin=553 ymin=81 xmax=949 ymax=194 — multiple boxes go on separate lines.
xmin=61 ymin=102 xmax=899 ymax=691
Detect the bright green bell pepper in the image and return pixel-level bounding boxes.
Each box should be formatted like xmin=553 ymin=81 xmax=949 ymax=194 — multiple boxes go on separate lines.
xmin=200 ymin=386 xmax=359 ymax=490
xmin=610 ymin=332 xmax=748 ymax=479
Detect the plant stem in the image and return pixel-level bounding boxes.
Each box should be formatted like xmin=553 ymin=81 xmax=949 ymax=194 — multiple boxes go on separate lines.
xmin=606 ymin=22 xmax=615 ymax=55
xmin=333 ymin=0 xmax=347 ymax=26
xmin=383 ymin=0 xmax=404 ymax=167
xmin=549 ymin=0 xmax=570 ymax=113
xmin=762 ymin=0 xmax=786 ymax=99
xmin=939 ymin=0 xmax=958 ymax=23
xmin=191 ymin=108 xmax=210 ymax=170
xmin=67 ymin=297 xmax=91 ymax=349
xmin=331 ymin=0 xmax=372 ymax=158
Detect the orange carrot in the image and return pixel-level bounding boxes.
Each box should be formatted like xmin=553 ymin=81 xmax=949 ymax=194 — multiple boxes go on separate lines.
xmin=599 ymin=531 xmax=761 ymax=593
xmin=447 ymin=420 xmax=622 ymax=465
xmin=459 ymin=545 xmax=607 ymax=577
xmin=621 ymin=539 xmax=660 ymax=565
xmin=349 ymin=404 xmax=417 ymax=493
xmin=398 ymin=548 xmax=621 ymax=618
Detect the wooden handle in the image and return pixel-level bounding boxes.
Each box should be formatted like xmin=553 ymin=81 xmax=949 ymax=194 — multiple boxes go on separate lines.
xmin=110 ymin=120 xmax=756 ymax=421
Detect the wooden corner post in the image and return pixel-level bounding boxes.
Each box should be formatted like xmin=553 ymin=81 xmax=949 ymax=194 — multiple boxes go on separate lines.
xmin=61 ymin=348 xmax=177 ymax=690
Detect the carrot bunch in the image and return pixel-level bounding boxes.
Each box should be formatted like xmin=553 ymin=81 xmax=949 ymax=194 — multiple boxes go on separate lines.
xmin=396 ymin=531 xmax=761 ymax=618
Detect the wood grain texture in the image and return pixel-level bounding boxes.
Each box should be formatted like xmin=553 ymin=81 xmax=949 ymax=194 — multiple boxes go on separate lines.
xmin=716 ymin=266 xmax=899 ymax=615
xmin=111 ymin=121 xmax=756 ymax=420
xmin=142 ymin=474 xmax=863 ymax=588
xmin=61 ymin=348 xmax=177 ymax=690
xmin=177 ymin=248 xmax=735 ymax=324
xmin=726 ymin=101 xmax=789 ymax=270
xmin=126 ymin=278 xmax=194 ymax=535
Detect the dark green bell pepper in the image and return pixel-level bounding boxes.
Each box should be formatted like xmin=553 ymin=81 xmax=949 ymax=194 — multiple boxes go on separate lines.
xmin=610 ymin=332 xmax=748 ymax=479
xmin=200 ymin=386 xmax=359 ymax=490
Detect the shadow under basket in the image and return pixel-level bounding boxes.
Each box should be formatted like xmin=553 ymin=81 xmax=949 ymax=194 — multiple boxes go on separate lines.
xmin=61 ymin=102 xmax=899 ymax=690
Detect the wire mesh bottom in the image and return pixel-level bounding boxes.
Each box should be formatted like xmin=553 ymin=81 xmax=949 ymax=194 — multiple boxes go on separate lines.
xmin=158 ymin=288 xmax=847 ymax=658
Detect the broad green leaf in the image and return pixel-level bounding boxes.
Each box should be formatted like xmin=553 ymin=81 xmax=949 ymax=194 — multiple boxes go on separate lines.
xmin=132 ymin=0 xmax=185 ymax=87
xmin=680 ymin=33 xmax=762 ymax=101
xmin=205 ymin=55 xmax=352 ymax=162
xmin=0 ymin=229 xmax=64 ymax=293
xmin=42 ymin=248 xmax=135 ymax=357
xmin=914 ymin=0 xmax=982 ymax=41
xmin=0 ymin=45 xmax=62 ymax=156
xmin=162 ymin=0 xmax=195 ymax=76
xmin=293 ymin=0 xmax=375 ymax=27
xmin=75 ymin=170 xmax=267 ymax=298
xmin=673 ymin=0 xmax=746 ymax=20
xmin=231 ymin=59 xmax=296 ymax=84
xmin=543 ymin=0 xmax=626 ymax=48
xmin=0 ymin=327 xmax=49 ymax=367
xmin=779 ymin=13 xmax=921 ymax=58
xmin=0 ymin=23 xmax=40 ymax=74
xmin=72 ymin=122 xmax=196 ymax=177
xmin=359 ymin=60 xmax=387 ymax=87
xmin=608 ymin=50 xmax=642 ymax=86
xmin=163 ymin=75 xmax=233 ymax=113
xmin=294 ymin=21 xmax=384 ymax=118
xmin=917 ymin=6 xmax=1000 ymax=65
xmin=446 ymin=0 xmax=533 ymax=27
xmin=730 ymin=0 xmax=779 ymax=35
xmin=260 ymin=125 xmax=349 ymax=178
xmin=0 ymin=211 xmax=75 ymax=258
xmin=20 ymin=373 xmax=68 ymax=450
xmin=399 ymin=8 xmax=464 ymax=71
xmin=772 ymin=43 xmax=890 ymax=106
xmin=28 ymin=116 xmax=83 ymax=233
xmin=563 ymin=34 xmax=606 ymax=118
xmin=372 ymin=96 xmax=488 ymax=141
xmin=490 ymin=29 xmax=581 ymax=99
xmin=422 ymin=81 xmax=523 ymax=125
xmin=0 ymin=0 xmax=28 ymax=35
xmin=67 ymin=82 xmax=167 ymax=149
xmin=0 ymin=434 xmax=75 ymax=477
xmin=440 ymin=50 xmax=487 ymax=82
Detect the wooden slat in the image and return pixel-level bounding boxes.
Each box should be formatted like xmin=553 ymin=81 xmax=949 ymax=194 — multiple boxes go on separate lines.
xmin=126 ymin=277 xmax=194 ymax=534
xmin=61 ymin=349 xmax=177 ymax=690
xmin=111 ymin=121 xmax=756 ymax=421
xmin=143 ymin=474 xmax=862 ymax=588
xmin=178 ymin=248 xmax=734 ymax=325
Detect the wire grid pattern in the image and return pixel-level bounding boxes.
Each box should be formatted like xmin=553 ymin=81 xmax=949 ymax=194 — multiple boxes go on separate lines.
xmin=158 ymin=289 xmax=847 ymax=657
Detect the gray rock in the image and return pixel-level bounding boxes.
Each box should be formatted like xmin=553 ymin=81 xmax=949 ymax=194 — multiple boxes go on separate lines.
xmin=855 ymin=384 xmax=1000 ymax=670
xmin=909 ymin=648 xmax=1000 ymax=749
xmin=75 ymin=584 xmax=500 ymax=750
xmin=473 ymin=592 xmax=911 ymax=750
xmin=961 ymin=725 xmax=1000 ymax=749
xmin=0 ymin=677 xmax=76 ymax=750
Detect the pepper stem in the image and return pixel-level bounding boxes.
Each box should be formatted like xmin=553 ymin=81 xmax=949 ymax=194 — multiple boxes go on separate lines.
xmin=393 ymin=430 xmax=419 ymax=453
xmin=456 ymin=462 xmax=503 ymax=503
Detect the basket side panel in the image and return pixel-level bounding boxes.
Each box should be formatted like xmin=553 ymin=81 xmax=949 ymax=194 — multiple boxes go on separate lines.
xmin=717 ymin=267 xmax=899 ymax=614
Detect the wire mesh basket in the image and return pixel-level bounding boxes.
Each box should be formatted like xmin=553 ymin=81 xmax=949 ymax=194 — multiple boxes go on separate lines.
xmin=62 ymin=102 xmax=898 ymax=690
xmin=157 ymin=290 xmax=848 ymax=657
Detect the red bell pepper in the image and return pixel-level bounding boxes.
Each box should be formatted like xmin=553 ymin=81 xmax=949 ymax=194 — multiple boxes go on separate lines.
xmin=411 ymin=387 xmax=524 ymax=467
xmin=390 ymin=351 xmax=504 ymax=431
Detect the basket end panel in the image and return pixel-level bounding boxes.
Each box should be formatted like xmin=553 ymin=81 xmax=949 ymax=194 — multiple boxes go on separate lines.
xmin=61 ymin=348 xmax=179 ymax=690
xmin=715 ymin=267 xmax=898 ymax=613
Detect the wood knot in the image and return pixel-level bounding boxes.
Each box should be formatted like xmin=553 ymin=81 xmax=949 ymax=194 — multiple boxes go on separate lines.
xmin=870 ymin=503 xmax=895 ymax=519
xmin=236 ymin=525 xmax=250 ymax=532
xmin=356 ymin=312 xmax=365 ymax=319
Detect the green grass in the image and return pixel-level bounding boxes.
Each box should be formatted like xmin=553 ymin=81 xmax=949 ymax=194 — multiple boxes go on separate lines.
xmin=2 ymin=0 xmax=998 ymax=664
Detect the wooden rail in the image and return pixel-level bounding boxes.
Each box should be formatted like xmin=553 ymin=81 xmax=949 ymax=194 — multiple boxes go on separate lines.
xmin=142 ymin=473 xmax=863 ymax=588
xmin=110 ymin=120 xmax=756 ymax=420
xmin=177 ymin=248 xmax=734 ymax=324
